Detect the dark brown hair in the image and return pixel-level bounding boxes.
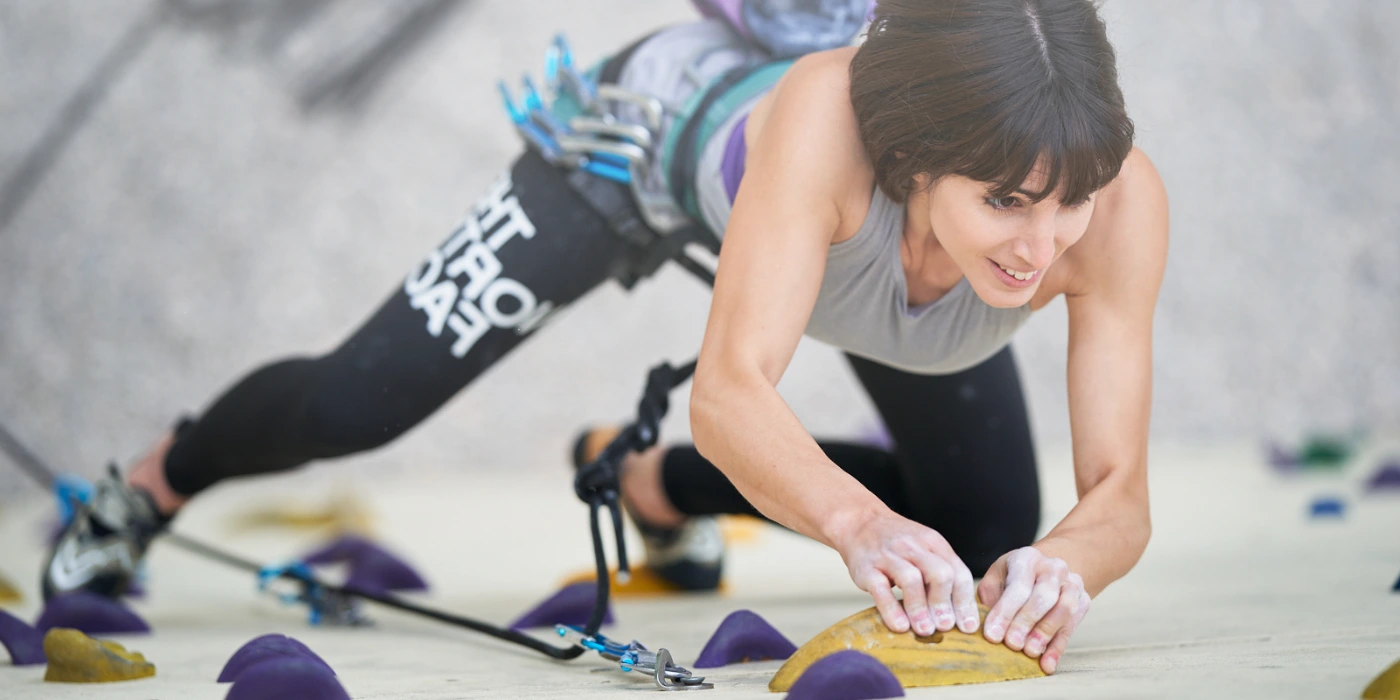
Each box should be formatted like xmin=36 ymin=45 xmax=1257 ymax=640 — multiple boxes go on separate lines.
xmin=850 ymin=0 xmax=1134 ymax=204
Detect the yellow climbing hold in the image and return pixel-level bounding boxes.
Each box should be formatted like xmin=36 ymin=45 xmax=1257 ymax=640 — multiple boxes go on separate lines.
xmin=0 ymin=570 xmax=21 ymax=605
xmin=228 ymin=490 xmax=374 ymax=535
xmin=718 ymin=515 xmax=765 ymax=545
xmin=769 ymin=606 xmax=1044 ymax=692
xmin=559 ymin=566 xmax=728 ymax=597
xmin=42 ymin=628 xmax=155 ymax=683
xmin=1364 ymin=658 xmax=1400 ymax=699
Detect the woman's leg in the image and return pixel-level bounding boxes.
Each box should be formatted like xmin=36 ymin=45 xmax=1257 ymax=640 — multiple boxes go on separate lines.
xmin=845 ymin=347 xmax=1040 ymax=575
xmin=151 ymin=151 xmax=633 ymax=503
xmin=47 ymin=151 xmax=640 ymax=598
xmin=652 ymin=442 xmax=909 ymax=522
xmin=624 ymin=346 xmax=1038 ymax=577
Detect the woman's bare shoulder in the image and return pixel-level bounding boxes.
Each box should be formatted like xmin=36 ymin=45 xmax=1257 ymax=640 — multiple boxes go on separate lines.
xmin=768 ymin=48 xmax=864 ymax=150
xmin=746 ymin=47 xmax=874 ymax=238
xmin=1052 ymin=148 xmax=1170 ymax=302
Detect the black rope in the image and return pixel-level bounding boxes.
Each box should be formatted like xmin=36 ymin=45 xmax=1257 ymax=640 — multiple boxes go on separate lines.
xmin=571 ymin=358 xmax=697 ymax=632
xmin=163 ymin=531 xmax=586 ymax=658
xmin=0 ymin=421 xmax=58 ymax=489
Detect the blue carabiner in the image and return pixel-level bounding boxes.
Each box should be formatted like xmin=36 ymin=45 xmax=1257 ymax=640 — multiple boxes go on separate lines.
xmin=553 ymin=34 xmax=575 ymax=69
xmin=545 ymin=45 xmax=561 ymax=89
xmin=619 ymin=650 xmax=640 ymax=672
xmin=521 ymin=75 xmax=546 ymax=114
xmin=521 ymin=75 xmax=571 ymax=136
xmin=501 ymin=80 xmax=564 ymax=158
xmin=497 ymin=80 xmax=527 ymax=124
xmin=581 ymin=159 xmax=631 ymax=184
xmin=588 ymin=151 xmax=632 ymax=169
xmin=54 ymin=475 xmax=94 ymax=526
xmin=257 ymin=561 xmax=315 ymax=591
xmin=551 ymin=33 xmax=597 ymax=104
xmin=257 ymin=561 xmax=327 ymax=625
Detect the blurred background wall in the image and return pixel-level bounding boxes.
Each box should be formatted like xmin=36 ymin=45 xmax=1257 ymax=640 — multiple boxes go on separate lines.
xmin=1 ymin=0 xmax=1397 ymax=500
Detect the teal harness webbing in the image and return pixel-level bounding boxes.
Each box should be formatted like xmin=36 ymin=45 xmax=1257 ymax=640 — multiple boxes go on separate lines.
xmin=662 ymin=60 xmax=793 ymax=221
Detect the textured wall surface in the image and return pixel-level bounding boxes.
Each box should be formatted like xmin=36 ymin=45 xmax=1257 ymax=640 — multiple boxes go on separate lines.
xmin=1 ymin=0 xmax=1397 ymax=499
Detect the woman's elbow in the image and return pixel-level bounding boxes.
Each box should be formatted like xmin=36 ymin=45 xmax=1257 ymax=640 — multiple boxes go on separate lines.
xmin=689 ymin=362 xmax=726 ymax=457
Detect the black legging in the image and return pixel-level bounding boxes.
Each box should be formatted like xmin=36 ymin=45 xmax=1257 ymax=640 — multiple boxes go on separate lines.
xmin=161 ymin=150 xmax=1040 ymax=572
xmin=661 ymin=348 xmax=1040 ymax=573
xmin=164 ymin=151 xmax=633 ymax=494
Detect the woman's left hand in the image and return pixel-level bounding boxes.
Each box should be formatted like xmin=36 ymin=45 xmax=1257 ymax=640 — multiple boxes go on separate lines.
xmin=977 ymin=546 xmax=1090 ymax=674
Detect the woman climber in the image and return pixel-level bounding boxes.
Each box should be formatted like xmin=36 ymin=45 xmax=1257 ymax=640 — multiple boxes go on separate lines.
xmin=48 ymin=0 xmax=1165 ymax=676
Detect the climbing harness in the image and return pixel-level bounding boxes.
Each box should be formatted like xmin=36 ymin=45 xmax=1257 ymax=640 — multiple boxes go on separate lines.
xmin=498 ymin=33 xmax=724 ymax=290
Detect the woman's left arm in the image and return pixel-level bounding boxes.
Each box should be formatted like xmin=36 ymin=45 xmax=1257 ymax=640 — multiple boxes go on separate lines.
xmin=980 ymin=149 xmax=1170 ymax=673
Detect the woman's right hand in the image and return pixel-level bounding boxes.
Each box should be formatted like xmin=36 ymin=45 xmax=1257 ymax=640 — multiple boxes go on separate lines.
xmin=834 ymin=509 xmax=980 ymax=637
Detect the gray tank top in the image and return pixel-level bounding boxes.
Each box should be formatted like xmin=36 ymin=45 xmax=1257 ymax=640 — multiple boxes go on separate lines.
xmin=624 ymin=22 xmax=1033 ymax=375
xmin=697 ymin=131 xmax=1032 ymax=375
xmin=799 ymin=188 xmax=1033 ymax=375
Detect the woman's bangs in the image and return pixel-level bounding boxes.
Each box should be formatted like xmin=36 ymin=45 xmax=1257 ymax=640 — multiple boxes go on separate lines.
xmin=953 ymin=90 xmax=1132 ymax=204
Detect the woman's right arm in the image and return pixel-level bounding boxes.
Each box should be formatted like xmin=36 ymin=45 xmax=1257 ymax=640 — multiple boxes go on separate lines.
xmin=689 ymin=52 xmax=979 ymax=637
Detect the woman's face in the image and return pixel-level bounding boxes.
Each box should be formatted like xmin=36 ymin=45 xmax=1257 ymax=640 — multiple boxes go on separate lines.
xmin=920 ymin=167 xmax=1097 ymax=309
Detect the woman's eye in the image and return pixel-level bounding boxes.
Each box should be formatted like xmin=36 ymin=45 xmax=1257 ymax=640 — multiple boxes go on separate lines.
xmin=986 ymin=196 xmax=1019 ymax=210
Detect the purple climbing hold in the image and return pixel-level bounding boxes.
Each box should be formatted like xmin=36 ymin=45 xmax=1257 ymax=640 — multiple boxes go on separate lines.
xmin=1266 ymin=442 xmax=1300 ymax=472
xmin=35 ymin=591 xmax=150 ymax=635
xmin=300 ymin=535 xmax=375 ymax=566
xmin=0 ymin=609 xmax=46 ymax=666
xmin=343 ymin=551 xmax=429 ymax=596
xmin=693 ymin=610 xmax=797 ymax=668
xmin=300 ymin=535 xmax=428 ymax=596
xmin=785 ymin=650 xmax=905 ymax=700
xmin=218 ymin=634 xmax=333 ymax=683
xmin=1309 ymin=497 xmax=1346 ymax=519
xmin=225 ymin=656 xmax=349 ymax=700
xmin=1365 ymin=461 xmax=1400 ymax=493
xmin=509 ymin=582 xmax=615 ymax=631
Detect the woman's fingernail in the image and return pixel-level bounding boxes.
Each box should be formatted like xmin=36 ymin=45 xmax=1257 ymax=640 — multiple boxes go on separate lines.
xmin=934 ymin=611 xmax=955 ymax=629
xmin=1045 ymin=655 xmax=1058 ymax=673
xmin=1007 ymin=629 xmax=1026 ymax=647
xmin=985 ymin=623 xmax=1003 ymax=641
xmin=1025 ymin=635 xmax=1045 ymax=656
xmin=960 ymin=616 xmax=979 ymax=633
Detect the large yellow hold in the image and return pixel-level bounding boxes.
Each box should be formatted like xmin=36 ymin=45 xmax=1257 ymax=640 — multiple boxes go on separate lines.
xmin=1364 ymin=658 xmax=1400 ymax=699
xmin=228 ymin=490 xmax=374 ymax=535
xmin=43 ymin=628 xmax=155 ymax=683
xmin=769 ymin=606 xmax=1044 ymax=692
